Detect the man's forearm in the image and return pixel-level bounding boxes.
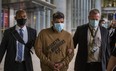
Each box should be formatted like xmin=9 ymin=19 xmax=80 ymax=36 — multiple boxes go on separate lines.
xmin=107 ymin=56 xmax=116 ymax=71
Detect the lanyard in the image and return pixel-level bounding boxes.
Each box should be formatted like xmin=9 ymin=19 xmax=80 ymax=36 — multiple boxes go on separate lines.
xmin=89 ymin=26 xmax=98 ymax=38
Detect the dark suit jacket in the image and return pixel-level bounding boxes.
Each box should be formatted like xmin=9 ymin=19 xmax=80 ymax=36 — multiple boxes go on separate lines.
xmin=0 ymin=26 xmax=36 ymax=71
xmin=73 ymin=24 xmax=110 ymax=71
xmin=109 ymin=29 xmax=116 ymax=52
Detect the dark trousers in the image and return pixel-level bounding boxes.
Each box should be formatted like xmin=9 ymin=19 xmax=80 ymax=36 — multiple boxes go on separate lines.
xmin=15 ymin=61 xmax=27 ymax=71
xmin=86 ymin=62 xmax=102 ymax=71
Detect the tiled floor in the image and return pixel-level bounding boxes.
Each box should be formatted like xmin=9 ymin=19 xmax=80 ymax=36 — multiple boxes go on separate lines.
xmin=0 ymin=48 xmax=78 ymax=71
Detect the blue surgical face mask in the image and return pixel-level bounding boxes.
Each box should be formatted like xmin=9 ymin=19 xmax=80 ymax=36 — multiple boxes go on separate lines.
xmin=101 ymin=23 xmax=108 ymax=29
xmin=54 ymin=23 xmax=64 ymax=32
xmin=89 ymin=20 xmax=99 ymax=28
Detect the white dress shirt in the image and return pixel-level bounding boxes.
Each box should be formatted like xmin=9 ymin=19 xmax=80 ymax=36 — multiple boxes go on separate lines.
xmin=15 ymin=25 xmax=28 ymax=61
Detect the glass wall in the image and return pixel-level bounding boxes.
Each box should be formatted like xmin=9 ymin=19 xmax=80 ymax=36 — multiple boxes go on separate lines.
xmin=103 ymin=0 xmax=116 ymax=7
xmin=102 ymin=0 xmax=116 ymax=21
xmin=72 ymin=0 xmax=95 ymax=28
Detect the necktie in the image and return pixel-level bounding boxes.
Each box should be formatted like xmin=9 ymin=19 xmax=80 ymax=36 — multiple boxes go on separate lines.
xmin=92 ymin=29 xmax=96 ymax=37
xmin=109 ymin=28 xmax=115 ymax=36
xmin=109 ymin=30 xmax=114 ymax=37
xmin=88 ymin=29 xmax=96 ymax=60
xmin=91 ymin=29 xmax=96 ymax=50
xmin=17 ymin=29 xmax=23 ymax=62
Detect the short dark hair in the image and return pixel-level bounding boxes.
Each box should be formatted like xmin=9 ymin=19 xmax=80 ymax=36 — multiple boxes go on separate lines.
xmin=53 ymin=11 xmax=64 ymax=20
xmin=99 ymin=19 xmax=105 ymax=24
xmin=16 ymin=9 xmax=26 ymax=16
xmin=89 ymin=9 xmax=100 ymax=15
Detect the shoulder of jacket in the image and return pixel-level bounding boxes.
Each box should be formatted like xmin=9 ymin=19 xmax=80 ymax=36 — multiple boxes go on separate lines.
xmin=27 ymin=26 xmax=36 ymax=32
xmin=5 ymin=26 xmax=15 ymax=32
xmin=76 ymin=24 xmax=88 ymax=30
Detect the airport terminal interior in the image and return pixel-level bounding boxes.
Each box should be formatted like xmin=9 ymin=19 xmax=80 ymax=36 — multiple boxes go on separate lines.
xmin=0 ymin=0 xmax=116 ymax=71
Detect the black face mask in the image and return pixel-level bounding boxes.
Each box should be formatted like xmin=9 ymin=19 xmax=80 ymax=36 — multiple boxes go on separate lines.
xmin=16 ymin=19 xmax=27 ymax=26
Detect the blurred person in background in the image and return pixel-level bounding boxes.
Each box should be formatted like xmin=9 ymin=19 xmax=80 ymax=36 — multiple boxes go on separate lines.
xmin=99 ymin=19 xmax=109 ymax=29
xmin=108 ymin=20 xmax=116 ymax=52
xmin=107 ymin=20 xmax=116 ymax=71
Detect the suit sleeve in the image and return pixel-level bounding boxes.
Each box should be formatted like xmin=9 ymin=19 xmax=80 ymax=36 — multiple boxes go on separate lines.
xmin=61 ymin=35 xmax=74 ymax=66
xmin=32 ymin=30 xmax=37 ymax=47
xmin=73 ymin=27 xmax=79 ymax=48
xmin=34 ymin=31 xmax=52 ymax=66
xmin=106 ymin=30 xmax=111 ymax=67
xmin=107 ymin=56 xmax=116 ymax=71
xmin=0 ymin=30 xmax=9 ymax=63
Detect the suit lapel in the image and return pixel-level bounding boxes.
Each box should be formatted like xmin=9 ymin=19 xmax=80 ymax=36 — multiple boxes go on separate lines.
xmin=26 ymin=27 xmax=31 ymax=44
xmin=85 ymin=24 xmax=89 ymax=48
xmin=10 ymin=26 xmax=25 ymax=44
xmin=84 ymin=24 xmax=89 ymax=59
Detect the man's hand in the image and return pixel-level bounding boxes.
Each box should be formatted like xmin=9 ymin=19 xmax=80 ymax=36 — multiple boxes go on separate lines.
xmin=49 ymin=62 xmax=55 ymax=70
xmin=54 ymin=62 xmax=63 ymax=70
xmin=49 ymin=62 xmax=61 ymax=70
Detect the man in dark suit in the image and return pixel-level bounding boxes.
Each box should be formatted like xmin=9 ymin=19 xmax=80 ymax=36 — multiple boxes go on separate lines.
xmin=107 ymin=21 xmax=116 ymax=71
xmin=108 ymin=21 xmax=116 ymax=52
xmin=73 ymin=9 xmax=110 ymax=71
xmin=0 ymin=9 xmax=36 ymax=71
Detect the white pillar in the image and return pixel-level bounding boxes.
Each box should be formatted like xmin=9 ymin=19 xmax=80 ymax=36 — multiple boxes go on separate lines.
xmin=66 ymin=0 xmax=72 ymax=33
xmin=41 ymin=0 xmax=46 ymax=1
xmin=47 ymin=0 xmax=51 ymax=3
xmin=30 ymin=13 xmax=35 ymax=28
xmin=9 ymin=9 xmax=15 ymax=27
xmin=42 ymin=9 xmax=46 ymax=29
xmin=46 ymin=0 xmax=51 ymax=28
xmin=40 ymin=7 xmax=46 ymax=30
xmin=53 ymin=0 xmax=66 ymax=30
xmin=95 ymin=0 xmax=101 ymax=14
xmin=74 ymin=0 xmax=77 ymax=27
xmin=0 ymin=0 xmax=2 ymax=41
xmin=36 ymin=10 xmax=41 ymax=35
xmin=46 ymin=9 xmax=51 ymax=28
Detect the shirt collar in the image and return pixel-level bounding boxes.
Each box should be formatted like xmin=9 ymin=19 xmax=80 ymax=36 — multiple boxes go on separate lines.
xmin=16 ymin=25 xmax=27 ymax=31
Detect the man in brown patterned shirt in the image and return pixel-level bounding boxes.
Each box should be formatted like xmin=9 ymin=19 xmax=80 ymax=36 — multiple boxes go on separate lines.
xmin=35 ymin=11 xmax=74 ymax=71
